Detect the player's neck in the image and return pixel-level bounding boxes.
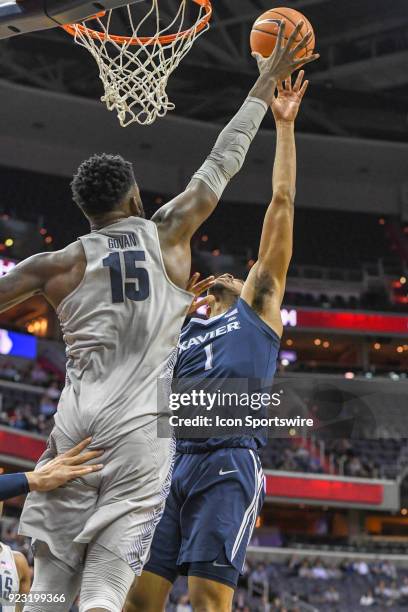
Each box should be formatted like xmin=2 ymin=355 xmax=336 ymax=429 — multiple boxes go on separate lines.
xmin=89 ymin=211 xmax=130 ymax=231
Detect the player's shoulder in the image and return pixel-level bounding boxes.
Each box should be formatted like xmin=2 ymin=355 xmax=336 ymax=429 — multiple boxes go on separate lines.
xmin=17 ymin=242 xmax=85 ymax=288
xmin=237 ymin=297 xmax=281 ymax=343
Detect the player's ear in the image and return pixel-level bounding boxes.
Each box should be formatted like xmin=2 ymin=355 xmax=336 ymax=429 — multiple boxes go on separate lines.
xmin=128 ymin=194 xmax=140 ymax=216
xmin=129 ymin=195 xmax=138 ymax=214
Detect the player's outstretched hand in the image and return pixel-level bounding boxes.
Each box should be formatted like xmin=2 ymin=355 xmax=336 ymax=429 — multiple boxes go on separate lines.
xmin=272 ymin=70 xmax=309 ymax=122
xmin=251 ymin=20 xmax=318 ymax=107
xmin=26 ymin=437 xmax=104 ymax=492
xmin=187 ymin=272 xmax=215 ymax=316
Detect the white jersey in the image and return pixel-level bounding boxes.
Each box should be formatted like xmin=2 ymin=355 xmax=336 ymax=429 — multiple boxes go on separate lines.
xmin=0 ymin=543 xmax=19 ymax=612
xmin=54 ymin=216 xmax=193 ymax=445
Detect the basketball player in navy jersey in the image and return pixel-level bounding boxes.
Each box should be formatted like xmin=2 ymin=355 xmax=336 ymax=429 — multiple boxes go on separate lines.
xmin=125 ymin=68 xmax=309 ymax=612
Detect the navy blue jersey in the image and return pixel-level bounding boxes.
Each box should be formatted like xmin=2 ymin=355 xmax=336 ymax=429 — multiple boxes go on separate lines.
xmin=174 ymin=297 xmax=280 ymax=453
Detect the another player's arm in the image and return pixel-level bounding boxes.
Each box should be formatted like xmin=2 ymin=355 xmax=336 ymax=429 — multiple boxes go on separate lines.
xmin=13 ymin=551 xmax=31 ymax=612
xmin=0 ymin=242 xmax=86 ymax=313
xmin=241 ymin=71 xmax=309 ymax=338
xmin=0 ymin=254 xmax=49 ymax=312
xmin=0 ymin=251 xmax=64 ymax=313
xmin=0 ymin=439 xmax=103 ymax=502
xmin=152 ymin=23 xmax=318 ymax=285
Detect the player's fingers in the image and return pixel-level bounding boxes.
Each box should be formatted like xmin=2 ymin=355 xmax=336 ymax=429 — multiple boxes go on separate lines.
xmin=274 ymin=19 xmax=286 ymax=52
xmin=194 ymin=275 xmax=215 ymax=289
xmin=285 ymin=20 xmax=303 ymax=51
xmin=192 ymin=276 xmax=215 ymax=295
xmin=62 ymin=437 xmax=92 ymax=458
xmin=68 ymin=464 xmax=104 ymax=479
xmin=290 ymin=30 xmax=311 ymax=57
xmin=196 ymin=295 xmax=215 ymax=309
xmin=285 ymin=75 xmax=292 ymax=91
xmin=293 ymin=69 xmax=305 ymax=92
xmin=186 ymin=272 xmax=200 ymax=291
xmin=294 ymin=53 xmax=320 ymax=67
xmin=65 ymin=449 xmax=104 ymax=466
xmin=298 ymin=79 xmax=309 ymax=100
xmin=277 ymin=80 xmax=284 ymax=93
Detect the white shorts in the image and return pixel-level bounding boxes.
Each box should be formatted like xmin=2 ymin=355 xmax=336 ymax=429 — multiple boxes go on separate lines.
xmin=19 ymin=422 xmax=175 ymax=574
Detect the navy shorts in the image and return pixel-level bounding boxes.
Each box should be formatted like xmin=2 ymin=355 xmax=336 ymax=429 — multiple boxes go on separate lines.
xmin=144 ymin=447 xmax=265 ymax=589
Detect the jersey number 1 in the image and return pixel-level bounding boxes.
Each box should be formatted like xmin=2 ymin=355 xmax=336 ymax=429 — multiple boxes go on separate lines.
xmin=204 ymin=343 xmax=214 ymax=371
xmin=103 ymin=251 xmax=150 ymax=303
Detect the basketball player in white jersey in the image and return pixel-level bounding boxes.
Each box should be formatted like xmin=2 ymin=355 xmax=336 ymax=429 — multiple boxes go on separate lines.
xmin=0 ymin=503 xmax=31 ymax=612
xmin=0 ymin=21 xmax=315 ymax=612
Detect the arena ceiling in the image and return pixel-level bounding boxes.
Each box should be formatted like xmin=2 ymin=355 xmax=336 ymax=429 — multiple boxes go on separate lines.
xmin=1 ymin=0 xmax=408 ymax=141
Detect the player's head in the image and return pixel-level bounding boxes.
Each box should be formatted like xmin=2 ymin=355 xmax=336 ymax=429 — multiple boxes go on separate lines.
xmin=208 ymin=273 xmax=244 ymax=312
xmin=71 ymin=153 xmax=144 ymax=220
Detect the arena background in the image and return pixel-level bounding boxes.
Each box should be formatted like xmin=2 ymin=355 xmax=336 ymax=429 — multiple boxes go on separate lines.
xmin=0 ymin=0 xmax=407 ymax=610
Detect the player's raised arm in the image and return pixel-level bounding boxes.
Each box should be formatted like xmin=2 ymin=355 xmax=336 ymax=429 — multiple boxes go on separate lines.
xmin=152 ymin=21 xmax=318 ymax=247
xmin=241 ymin=70 xmax=309 ymax=338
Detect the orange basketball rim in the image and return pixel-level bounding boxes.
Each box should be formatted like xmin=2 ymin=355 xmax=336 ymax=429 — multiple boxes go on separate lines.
xmin=62 ymin=0 xmax=212 ymax=46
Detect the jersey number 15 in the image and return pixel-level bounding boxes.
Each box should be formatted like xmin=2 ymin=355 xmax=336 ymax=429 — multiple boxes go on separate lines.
xmin=103 ymin=250 xmax=150 ymax=303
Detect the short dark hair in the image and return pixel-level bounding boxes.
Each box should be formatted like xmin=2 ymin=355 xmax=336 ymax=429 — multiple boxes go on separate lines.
xmin=71 ymin=153 xmax=136 ymax=215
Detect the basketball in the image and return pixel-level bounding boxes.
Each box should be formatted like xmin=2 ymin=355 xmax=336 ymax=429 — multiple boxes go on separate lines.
xmin=250 ymin=7 xmax=315 ymax=59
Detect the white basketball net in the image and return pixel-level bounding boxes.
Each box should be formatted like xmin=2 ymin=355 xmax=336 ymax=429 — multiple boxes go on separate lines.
xmin=65 ymin=0 xmax=210 ymax=127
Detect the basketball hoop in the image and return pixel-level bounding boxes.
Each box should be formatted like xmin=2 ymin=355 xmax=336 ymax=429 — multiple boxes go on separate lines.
xmin=62 ymin=0 xmax=212 ymax=127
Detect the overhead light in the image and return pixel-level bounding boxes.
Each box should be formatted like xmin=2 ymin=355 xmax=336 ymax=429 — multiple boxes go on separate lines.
xmin=4 ymin=239 xmax=13 ymax=247
xmin=314 ymin=338 xmax=321 ymax=346
xmin=345 ymin=372 xmax=355 ymax=379
xmin=373 ymin=343 xmax=381 ymax=350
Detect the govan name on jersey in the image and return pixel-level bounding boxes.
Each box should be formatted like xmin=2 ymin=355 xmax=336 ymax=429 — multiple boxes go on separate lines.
xmin=107 ymin=232 xmax=139 ymax=249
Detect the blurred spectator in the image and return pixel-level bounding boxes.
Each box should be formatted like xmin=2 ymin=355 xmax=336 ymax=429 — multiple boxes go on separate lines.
xmin=354 ymin=560 xmax=370 ymax=576
xmin=360 ymin=590 xmax=375 ymax=606
xmin=29 ymin=362 xmax=50 ymax=385
xmin=0 ymin=356 xmax=62 ymax=435
xmin=39 ymin=394 xmax=57 ymax=417
xmin=323 ymin=585 xmax=340 ymax=603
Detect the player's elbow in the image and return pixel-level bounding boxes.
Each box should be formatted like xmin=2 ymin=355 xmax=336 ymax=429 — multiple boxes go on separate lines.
xmin=272 ymin=186 xmax=295 ymax=207
xmin=187 ymin=179 xmax=218 ymax=210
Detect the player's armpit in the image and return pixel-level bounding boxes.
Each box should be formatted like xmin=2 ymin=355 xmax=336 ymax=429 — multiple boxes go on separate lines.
xmin=241 ymin=261 xmax=286 ymax=338
xmin=152 ymin=179 xmax=218 ymax=245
